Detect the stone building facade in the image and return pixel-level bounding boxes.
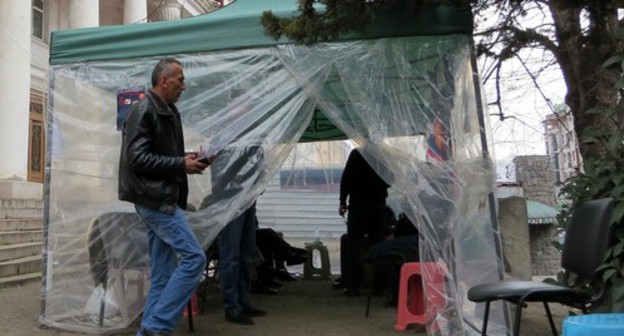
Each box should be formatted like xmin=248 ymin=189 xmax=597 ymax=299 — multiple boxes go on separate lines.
xmin=0 ymin=0 xmax=229 ymax=199
xmin=513 ymin=155 xmax=560 ymax=276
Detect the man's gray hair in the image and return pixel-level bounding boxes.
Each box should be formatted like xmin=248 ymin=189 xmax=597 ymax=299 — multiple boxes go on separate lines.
xmin=151 ymin=58 xmax=182 ymax=87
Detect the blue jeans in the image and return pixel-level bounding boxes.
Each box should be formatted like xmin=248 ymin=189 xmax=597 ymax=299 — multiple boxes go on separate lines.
xmin=135 ymin=205 xmax=206 ymax=334
xmin=218 ymin=204 xmax=257 ymax=314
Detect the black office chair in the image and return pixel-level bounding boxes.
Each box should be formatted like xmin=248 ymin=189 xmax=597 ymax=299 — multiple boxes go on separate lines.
xmin=364 ymin=252 xmax=405 ymax=318
xmin=467 ymin=198 xmax=614 ymax=336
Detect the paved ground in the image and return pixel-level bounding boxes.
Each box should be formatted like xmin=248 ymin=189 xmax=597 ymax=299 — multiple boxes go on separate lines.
xmin=0 ymin=238 xmax=575 ymax=335
xmin=0 ymin=275 xmax=572 ymax=336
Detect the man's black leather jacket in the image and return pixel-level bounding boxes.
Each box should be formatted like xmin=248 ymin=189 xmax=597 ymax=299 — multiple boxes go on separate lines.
xmin=118 ymin=89 xmax=189 ymax=214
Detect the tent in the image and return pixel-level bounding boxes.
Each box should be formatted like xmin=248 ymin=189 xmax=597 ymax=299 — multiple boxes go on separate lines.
xmin=43 ymin=0 xmax=506 ymax=334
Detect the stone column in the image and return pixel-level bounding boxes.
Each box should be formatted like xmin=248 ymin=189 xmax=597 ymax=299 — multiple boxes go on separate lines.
xmin=0 ymin=1 xmax=31 ymax=181
xmin=69 ymin=0 xmax=99 ymax=29
xmin=124 ymin=0 xmax=148 ymax=24
xmin=158 ymin=0 xmax=182 ymax=21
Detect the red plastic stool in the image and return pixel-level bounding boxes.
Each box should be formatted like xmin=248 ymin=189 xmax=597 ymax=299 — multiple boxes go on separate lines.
xmin=184 ymin=293 xmax=199 ymax=317
xmin=184 ymin=293 xmax=199 ymax=331
xmin=394 ymin=262 xmax=447 ymax=332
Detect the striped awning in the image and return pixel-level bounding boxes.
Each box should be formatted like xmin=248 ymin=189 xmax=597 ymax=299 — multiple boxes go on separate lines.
xmin=527 ymin=200 xmax=559 ymax=225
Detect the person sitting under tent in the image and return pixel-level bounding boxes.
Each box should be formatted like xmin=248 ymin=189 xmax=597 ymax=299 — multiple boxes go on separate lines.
xmin=252 ymin=227 xmax=308 ymax=295
xmin=365 ymin=213 xmax=420 ymax=304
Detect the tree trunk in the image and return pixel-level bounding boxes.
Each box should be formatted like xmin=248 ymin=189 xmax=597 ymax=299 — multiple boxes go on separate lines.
xmin=550 ymin=1 xmax=622 ymax=162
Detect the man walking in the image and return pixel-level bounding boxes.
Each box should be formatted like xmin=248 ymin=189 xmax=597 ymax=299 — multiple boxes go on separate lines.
xmin=118 ymin=58 xmax=208 ymax=336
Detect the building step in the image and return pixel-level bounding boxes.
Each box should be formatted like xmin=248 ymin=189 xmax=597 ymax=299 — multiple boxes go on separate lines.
xmin=272 ymin=223 xmax=345 ymax=233
xmin=0 ymin=182 xmax=43 ymax=200
xmin=278 ymin=229 xmax=345 ymax=239
xmin=0 ymin=218 xmax=43 ymax=231
xmin=258 ymin=193 xmax=338 ymax=204
xmin=0 ymin=198 xmax=43 ymax=210
xmin=0 ymin=230 xmax=44 ymax=245
xmin=259 ymin=215 xmax=343 ymax=227
xmin=0 ymin=242 xmax=42 ymax=262
xmin=267 ymin=223 xmax=345 ymax=239
xmin=257 ymin=210 xmax=344 ymax=220
xmin=0 ymin=207 xmax=43 ymax=219
xmin=256 ymin=204 xmax=338 ymax=213
xmin=0 ymin=255 xmax=41 ymax=278
xmin=0 ymin=272 xmax=41 ymax=288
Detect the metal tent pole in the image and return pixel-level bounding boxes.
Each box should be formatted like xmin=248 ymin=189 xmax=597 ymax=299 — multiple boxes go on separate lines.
xmin=39 ymin=70 xmax=55 ymax=327
xmin=468 ymin=38 xmax=512 ymax=335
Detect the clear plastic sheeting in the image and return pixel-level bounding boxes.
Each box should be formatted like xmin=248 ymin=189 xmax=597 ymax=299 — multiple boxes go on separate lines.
xmin=43 ymin=35 xmax=506 ymax=334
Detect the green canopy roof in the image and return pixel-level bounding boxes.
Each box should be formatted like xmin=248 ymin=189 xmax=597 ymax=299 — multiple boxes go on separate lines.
xmin=49 ymin=0 xmax=472 ymax=65
xmin=49 ymin=0 xmax=473 ymax=143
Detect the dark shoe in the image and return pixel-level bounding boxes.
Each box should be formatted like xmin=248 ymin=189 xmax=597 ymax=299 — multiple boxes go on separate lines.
xmin=265 ymin=279 xmax=284 ymax=289
xmin=139 ymin=327 xmax=171 ymax=336
xmin=243 ymin=306 xmax=266 ymax=317
xmin=225 ymin=311 xmax=254 ymax=325
xmin=332 ymin=278 xmax=344 ymax=289
xmin=343 ymin=288 xmax=360 ymax=297
xmin=276 ymin=270 xmax=297 ymax=282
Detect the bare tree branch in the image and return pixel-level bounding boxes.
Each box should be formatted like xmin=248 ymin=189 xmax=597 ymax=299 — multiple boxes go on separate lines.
xmin=514 ymin=53 xmax=556 ymax=113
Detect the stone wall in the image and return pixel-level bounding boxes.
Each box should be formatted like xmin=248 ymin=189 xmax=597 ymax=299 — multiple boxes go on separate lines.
xmin=513 ymin=155 xmax=556 ymax=206
xmin=512 ymin=156 xmax=560 ymax=276
xmin=529 ymin=225 xmax=561 ymax=276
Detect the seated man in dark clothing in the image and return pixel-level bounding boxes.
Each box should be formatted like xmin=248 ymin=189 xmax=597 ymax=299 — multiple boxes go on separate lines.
xmin=366 ymin=213 xmax=419 ymax=302
xmin=252 ymin=227 xmax=307 ymax=294
xmin=335 ymin=205 xmax=396 ymax=290
xmin=368 ymin=213 xmax=419 ymax=261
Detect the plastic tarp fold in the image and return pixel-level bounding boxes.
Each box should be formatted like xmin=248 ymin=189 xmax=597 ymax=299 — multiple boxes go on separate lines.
xmin=43 ymin=34 xmax=506 ymax=335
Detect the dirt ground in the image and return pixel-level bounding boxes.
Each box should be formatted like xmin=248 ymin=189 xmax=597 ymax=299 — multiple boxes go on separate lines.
xmin=0 ymin=276 xmax=572 ymax=336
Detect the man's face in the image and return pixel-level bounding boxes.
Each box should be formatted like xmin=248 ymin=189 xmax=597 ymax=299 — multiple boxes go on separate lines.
xmin=161 ymin=63 xmax=186 ymax=104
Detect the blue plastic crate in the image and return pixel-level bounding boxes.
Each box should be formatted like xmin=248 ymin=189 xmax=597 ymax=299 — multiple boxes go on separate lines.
xmin=563 ymin=313 xmax=624 ymax=336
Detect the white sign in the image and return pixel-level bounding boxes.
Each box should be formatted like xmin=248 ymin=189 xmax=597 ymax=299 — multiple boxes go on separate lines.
xmin=496 ymin=161 xmax=516 ymax=183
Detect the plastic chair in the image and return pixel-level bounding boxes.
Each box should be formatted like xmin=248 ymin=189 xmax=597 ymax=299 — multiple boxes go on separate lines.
xmin=467 ymin=198 xmax=615 ymax=336
xmin=394 ymin=261 xmax=448 ymax=331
